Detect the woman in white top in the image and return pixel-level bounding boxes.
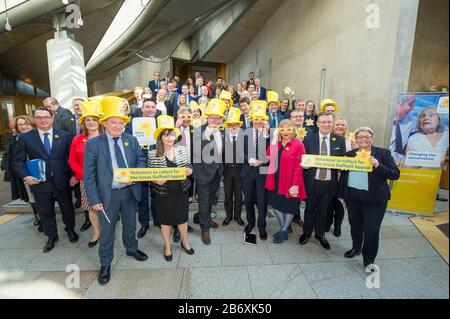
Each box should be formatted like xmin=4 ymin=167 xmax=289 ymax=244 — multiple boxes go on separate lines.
xmin=156 ymin=89 xmax=168 ymax=115
xmin=405 ymin=107 xmax=449 ymax=168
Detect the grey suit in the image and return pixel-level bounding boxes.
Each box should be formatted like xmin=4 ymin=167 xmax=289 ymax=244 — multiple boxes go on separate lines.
xmin=84 ymin=133 xmax=146 ymax=266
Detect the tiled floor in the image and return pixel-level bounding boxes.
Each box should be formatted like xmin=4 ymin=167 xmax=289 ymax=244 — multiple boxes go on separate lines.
xmin=0 ymin=194 xmax=448 ymax=299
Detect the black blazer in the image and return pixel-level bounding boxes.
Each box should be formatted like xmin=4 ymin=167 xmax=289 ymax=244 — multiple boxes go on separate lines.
xmin=303 ymin=133 xmax=347 ymax=197
xmin=240 ymin=114 xmax=252 ymax=130
xmin=240 ymin=129 xmax=270 ymax=178
xmin=53 ymin=106 xmax=73 ymax=133
xmin=223 ymin=132 xmax=244 ymax=169
xmin=192 ymin=125 xmax=224 ymax=182
xmin=148 ymin=80 xmax=160 ymax=95
xmin=339 ymin=146 xmax=400 ymax=203
xmin=13 ymin=129 xmax=72 ymax=192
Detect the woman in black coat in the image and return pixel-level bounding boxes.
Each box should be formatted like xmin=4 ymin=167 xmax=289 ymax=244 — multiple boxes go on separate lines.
xmin=339 ymin=127 xmax=400 ymax=268
xmin=1 ymin=116 xmax=41 ymax=229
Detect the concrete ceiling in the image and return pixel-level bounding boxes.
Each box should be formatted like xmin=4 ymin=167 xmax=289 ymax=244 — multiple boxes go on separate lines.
xmin=202 ymin=0 xmax=285 ymax=63
xmin=0 ymin=0 xmax=123 ymax=91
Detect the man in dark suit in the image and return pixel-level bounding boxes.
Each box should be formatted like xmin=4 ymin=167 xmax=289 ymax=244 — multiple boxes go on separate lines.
xmin=84 ymin=96 xmax=148 ymax=285
xmin=192 ymin=99 xmax=226 ymax=245
xmin=239 ymin=97 xmax=252 ymax=130
xmin=241 ymin=100 xmax=270 ymax=240
xmin=148 ymin=71 xmax=162 ymax=96
xmin=254 ymin=79 xmax=267 ymax=101
xmin=43 ymin=97 xmax=73 ymax=133
xmin=267 ymin=91 xmax=284 ymax=128
xmin=125 ymin=99 xmax=159 ymax=239
xmin=163 ymin=69 xmax=172 ymax=84
xmin=13 ymin=107 xmax=79 ymax=253
xmin=247 ymin=72 xmax=255 ymax=87
xmin=300 ymin=112 xmax=347 ymax=250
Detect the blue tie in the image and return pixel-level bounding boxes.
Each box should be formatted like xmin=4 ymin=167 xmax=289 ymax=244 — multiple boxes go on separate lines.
xmin=43 ymin=133 xmax=51 ymax=155
xmin=113 ymin=137 xmax=127 ymax=168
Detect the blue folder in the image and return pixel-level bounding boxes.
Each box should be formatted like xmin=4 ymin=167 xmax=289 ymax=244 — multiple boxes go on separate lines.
xmin=26 ymin=159 xmax=46 ymax=182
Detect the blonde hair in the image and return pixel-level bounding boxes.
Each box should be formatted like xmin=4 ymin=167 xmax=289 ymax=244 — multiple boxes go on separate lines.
xmin=333 ymin=117 xmax=350 ymax=139
xmin=278 ymin=119 xmax=297 ymax=139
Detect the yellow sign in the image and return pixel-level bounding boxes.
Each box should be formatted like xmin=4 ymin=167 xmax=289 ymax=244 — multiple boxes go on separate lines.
xmin=113 ymin=168 xmax=187 ymax=183
xmin=387 ymin=168 xmax=442 ymax=215
xmin=301 ymin=155 xmax=373 ymax=172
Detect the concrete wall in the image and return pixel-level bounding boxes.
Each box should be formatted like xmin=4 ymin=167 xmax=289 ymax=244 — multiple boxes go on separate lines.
xmin=93 ymin=59 xmax=171 ymax=95
xmin=227 ymin=0 xmax=421 ymax=146
xmin=408 ymin=0 xmax=449 ymax=92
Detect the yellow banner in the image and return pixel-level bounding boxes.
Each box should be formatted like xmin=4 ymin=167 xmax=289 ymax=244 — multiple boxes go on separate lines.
xmin=301 ymin=155 xmax=373 ymax=172
xmin=387 ymin=168 xmax=442 ymax=215
xmin=113 ymin=168 xmax=187 ymax=183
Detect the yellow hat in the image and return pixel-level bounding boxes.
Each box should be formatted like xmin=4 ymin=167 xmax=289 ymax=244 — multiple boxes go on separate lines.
xmin=153 ymin=115 xmax=181 ymax=140
xmin=249 ymin=100 xmax=269 ymax=121
xmin=99 ymin=96 xmax=130 ymax=124
xmin=78 ymin=100 xmax=102 ymax=125
xmin=204 ymin=98 xmax=226 ymax=119
xmin=267 ymin=91 xmax=280 ymax=106
xmin=320 ymin=98 xmax=339 ymax=113
xmin=89 ymin=95 xmax=104 ymax=103
xmin=224 ymin=108 xmax=243 ymax=127
xmin=219 ymin=90 xmax=234 ymax=107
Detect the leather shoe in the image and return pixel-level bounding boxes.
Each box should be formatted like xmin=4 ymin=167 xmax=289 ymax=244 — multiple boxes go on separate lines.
xmin=201 ymin=230 xmax=211 ymax=245
xmin=316 ymin=236 xmax=331 ymax=250
xmin=88 ymin=238 xmax=99 ymax=248
xmin=259 ymin=229 xmax=268 ymax=241
xmin=33 ymin=219 xmax=41 ymax=227
xmin=74 ymin=199 xmax=82 ymax=209
xmin=345 ymin=249 xmax=361 ymax=259
xmin=164 ymin=246 xmax=173 ymax=262
xmin=172 ymin=229 xmax=181 ymax=243
xmin=181 ymin=242 xmax=195 ymax=255
xmin=209 ymin=219 xmax=219 ymax=229
xmin=67 ymin=230 xmax=79 ymax=243
xmin=80 ymin=219 xmax=91 ymax=232
xmin=43 ymin=235 xmax=59 ymax=253
xmin=126 ymin=250 xmax=148 ymax=262
xmin=244 ymin=224 xmax=254 ymax=233
xmin=222 ymin=216 xmax=232 ymax=226
xmin=333 ymin=228 xmax=341 ymax=237
xmin=37 ymin=224 xmax=43 ymax=233
xmin=137 ymin=226 xmax=149 ymax=239
xmin=299 ymin=234 xmax=310 ymax=245
xmin=235 ymin=217 xmax=245 ymax=226
xmin=187 ymin=225 xmax=194 ymax=233
xmin=98 ymin=266 xmax=111 ymax=285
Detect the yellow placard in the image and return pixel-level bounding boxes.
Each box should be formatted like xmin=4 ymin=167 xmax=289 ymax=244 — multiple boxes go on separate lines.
xmin=301 ymin=155 xmax=373 ymax=172
xmin=113 ymin=168 xmax=187 ymax=183
xmin=387 ymin=168 xmax=442 ymax=215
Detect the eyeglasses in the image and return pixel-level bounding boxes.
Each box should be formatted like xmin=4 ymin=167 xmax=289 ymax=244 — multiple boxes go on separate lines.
xmin=279 ymin=128 xmax=296 ymax=134
xmin=179 ymin=115 xmax=192 ymax=120
xmin=291 ymin=116 xmax=303 ymax=119
xmin=356 ymin=136 xmax=372 ymax=140
xmin=34 ymin=116 xmax=52 ymax=121
xmin=17 ymin=123 xmax=31 ymax=127
xmin=252 ymin=118 xmax=266 ymax=123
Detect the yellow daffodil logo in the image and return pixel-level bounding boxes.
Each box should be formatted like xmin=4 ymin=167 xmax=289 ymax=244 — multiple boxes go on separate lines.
xmin=82 ymin=138 xmax=87 ymax=143
xmin=123 ymin=140 xmax=129 ymax=148
xmin=71 ymin=118 xmax=74 ymax=122
xmin=284 ymin=87 xmax=295 ymax=96
xmin=305 ymin=119 xmax=314 ymax=126
xmin=285 ymin=147 xmax=290 ymax=152
xmin=332 ymin=137 xmax=336 ymax=142
xmin=138 ymin=121 xmax=153 ymax=137
xmin=54 ymin=134 xmax=59 ymax=139
xmin=118 ymin=101 xmax=129 ymax=115
xmin=442 ymin=98 xmax=449 ymax=108
xmin=356 ymin=149 xmax=371 ymax=159
xmin=297 ymin=128 xmax=308 ymax=139
xmin=115 ymin=169 xmax=131 ymax=183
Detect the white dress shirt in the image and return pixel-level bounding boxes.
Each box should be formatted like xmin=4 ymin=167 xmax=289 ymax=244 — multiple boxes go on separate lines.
xmin=315 ymin=132 xmax=332 ymax=181
xmin=38 ymin=128 xmax=53 ymax=149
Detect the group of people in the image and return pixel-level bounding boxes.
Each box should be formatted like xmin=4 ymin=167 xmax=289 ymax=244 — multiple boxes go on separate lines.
xmin=2 ymin=71 xmax=401 ymax=285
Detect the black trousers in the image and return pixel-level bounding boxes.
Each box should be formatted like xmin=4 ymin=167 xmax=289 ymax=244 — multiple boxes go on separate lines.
xmin=242 ymin=167 xmax=267 ymax=231
xmin=304 ymin=181 xmax=332 ymax=238
xmin=346 ymin=200 xmax=387 ymax=265
xmin=33 ymin=184 xmax=76 ymax=238
xmin=223 ymin=166 xmax=243 ymax=219
xmin=196 ymin=170 xmax=221 ymax=231
xmin=326 ymin=197 xmax=345 ymax=230
xmin=73 ymin=183 xmax=81 ymax=201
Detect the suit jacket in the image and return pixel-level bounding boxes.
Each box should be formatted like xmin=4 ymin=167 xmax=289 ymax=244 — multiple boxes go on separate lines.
xmin=223 ymin=131 xmax=244 ymax=169
xmin=13 ymin=129 xmax=72 ymax=192
xmin=166 ymin=92 xmax=179 ymax=114
xmin=192 ymin=125 xmax=224 ymax=182
xmin=53 ymin=106 xmax=73 ymax=133
xmin=240 ymin=128 xmax=270 ymax=178
xmin=302 ymin=133 xmax=346 ymax=197
xmin=83 ymin=133 xmax=146 ymax=211
xmin=339 ymin=146 xmax=400 ymax=203
xmin=240 ymin=114 xmax=252 ymax=130
xmin=267 ymin=111 xmax=285 ymax=128
xmin=257 ymin=87 xmax=267 ymax=100
xmin=148 ymin=80 xmax=161 ymax=95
